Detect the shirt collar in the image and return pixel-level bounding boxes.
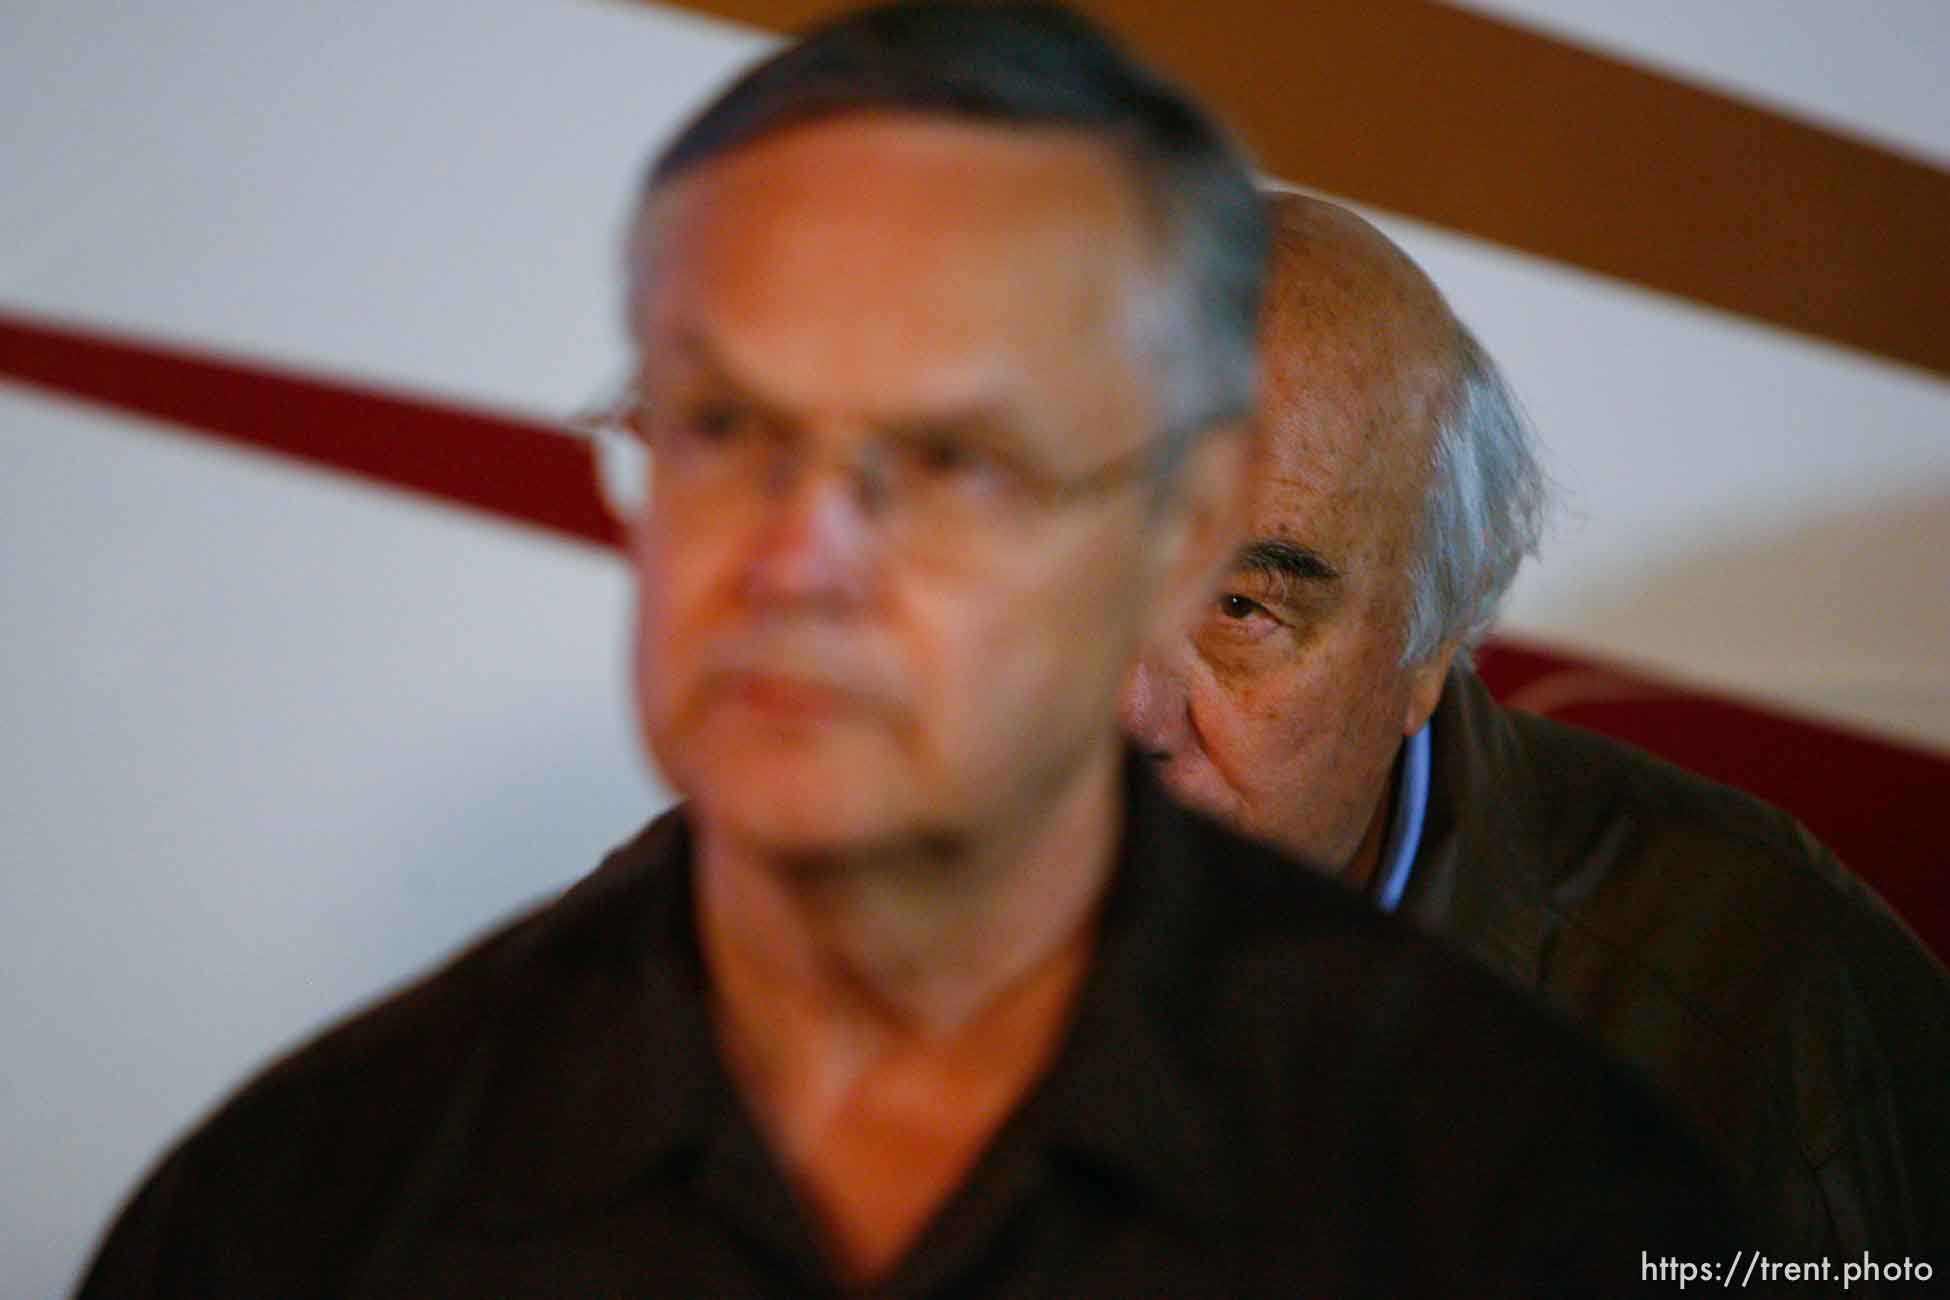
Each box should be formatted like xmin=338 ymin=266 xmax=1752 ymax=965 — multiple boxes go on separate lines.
xmin=1024 ymin=754 xmax=1240 ymax=1227
xmin=1396 ymin=667 xmax=1552 ymax=989
xmin=438 ymin=754 xmax=1235 ymax=1232
xmin=1372 ymin=721 xmax=1433 ymax=914
xmin=435 ymin=811 xmax=740 ymax=1225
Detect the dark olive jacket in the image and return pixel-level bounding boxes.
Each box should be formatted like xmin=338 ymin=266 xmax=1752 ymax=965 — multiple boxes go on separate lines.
xmin=1402 ymin=668 xmax=1950 ymax=1263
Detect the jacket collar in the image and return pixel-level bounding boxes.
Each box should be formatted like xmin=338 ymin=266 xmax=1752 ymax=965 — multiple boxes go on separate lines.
xmin=1398 ymin=667 xmax=1553 ymax=990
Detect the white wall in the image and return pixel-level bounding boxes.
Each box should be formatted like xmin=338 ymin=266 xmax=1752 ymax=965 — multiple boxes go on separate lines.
xmin=3 ymin=1 xmax=1946 ymax=1293
xmin=3 ymin=4 xmax=763 ymax=1294
xmin=1428 ymin=0 xmax=1950 ymax=744
xmin=1379 ymin=214 xmax=1950 ymax=747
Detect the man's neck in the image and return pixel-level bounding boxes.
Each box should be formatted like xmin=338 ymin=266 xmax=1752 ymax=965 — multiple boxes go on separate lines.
xmin=693 ymin=741 xmax=1124 ymax=1281
xmin=695 ymin=738 xmax=1123 ymax=1050
xmin=1339 ymin=752 xmax=1402 ymax=895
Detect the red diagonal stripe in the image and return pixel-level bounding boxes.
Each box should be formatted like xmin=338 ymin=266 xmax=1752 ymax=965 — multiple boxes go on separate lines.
xmin=0 ymin=306 xmax=621 ymax=551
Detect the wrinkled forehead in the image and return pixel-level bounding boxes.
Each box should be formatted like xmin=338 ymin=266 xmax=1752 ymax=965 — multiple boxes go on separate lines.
xmin=631 ymin=115 xmax=1155 ymax=336
xmin=1254 ymin=244 xmax=1455 ymax=514
xmin=1255 ymin=341 xmax=1445 ymax=522
xmin=1243 ymin=321 xmax=1453 ymax=578
xmin=622 ymin=120 xmax=1182 ymax=479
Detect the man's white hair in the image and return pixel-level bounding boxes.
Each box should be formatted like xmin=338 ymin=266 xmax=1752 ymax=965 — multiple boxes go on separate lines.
xmin=1401 ymin=327 xmax=1549 ymax=666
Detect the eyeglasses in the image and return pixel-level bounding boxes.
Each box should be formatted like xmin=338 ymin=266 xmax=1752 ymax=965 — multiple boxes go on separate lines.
xmin=573 ymin=376 xmax=1178 ymax=560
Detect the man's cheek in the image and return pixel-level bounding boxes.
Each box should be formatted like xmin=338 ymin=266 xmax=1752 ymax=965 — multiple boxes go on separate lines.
xmin=1181 ymin=688 xmax=1265 ymax=804
xmin=1157 ymin=755 xmax=1243 ymax=823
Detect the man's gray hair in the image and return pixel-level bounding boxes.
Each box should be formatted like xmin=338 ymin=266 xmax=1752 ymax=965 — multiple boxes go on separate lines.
xmin=632 ymin=1 xmax=1268 ymax=447
xmin=1401 ymin=327 xmax=1549 ymax=666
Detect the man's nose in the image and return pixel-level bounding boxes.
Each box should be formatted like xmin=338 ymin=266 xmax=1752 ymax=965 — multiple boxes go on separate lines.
xmin=739 ymin=463 xmax=877 ymax=610
xmin=1120 ymin=652 xmax=1191 ymax=759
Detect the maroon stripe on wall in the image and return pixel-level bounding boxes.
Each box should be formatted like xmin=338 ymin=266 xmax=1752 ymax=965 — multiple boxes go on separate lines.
xmin=0 ymin=307 xmax=620 ymax=551
xmin=9 ymin=305 xmax=1950 ymax=952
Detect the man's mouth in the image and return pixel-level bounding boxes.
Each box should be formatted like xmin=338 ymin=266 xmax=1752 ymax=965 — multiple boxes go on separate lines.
xmin=721 ymin=672 xmax=864 ymax=719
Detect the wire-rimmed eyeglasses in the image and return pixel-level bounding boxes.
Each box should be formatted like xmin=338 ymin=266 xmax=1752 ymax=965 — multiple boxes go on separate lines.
xmin=571 ymin=375 xmax=1182 ymax=558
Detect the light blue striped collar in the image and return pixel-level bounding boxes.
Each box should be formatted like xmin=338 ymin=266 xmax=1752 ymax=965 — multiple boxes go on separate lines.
xmin=1372 ymin=721 xmax=1432 ymax=914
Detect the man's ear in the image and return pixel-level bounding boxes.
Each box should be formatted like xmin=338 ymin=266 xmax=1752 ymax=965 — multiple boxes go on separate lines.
xmin=1143 ymin=420 xmax=1250 ymax=649
xmin=1404 ymin=639 xmax=1461 ymax=735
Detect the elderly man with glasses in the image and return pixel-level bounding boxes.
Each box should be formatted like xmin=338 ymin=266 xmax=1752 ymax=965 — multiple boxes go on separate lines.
xmin=80 ymin=5 xmax=1734 ymax=1295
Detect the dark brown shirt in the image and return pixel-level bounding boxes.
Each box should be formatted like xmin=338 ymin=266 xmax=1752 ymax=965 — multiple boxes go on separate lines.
xmin=80 ymin=759 xmax=1735 ymax=1297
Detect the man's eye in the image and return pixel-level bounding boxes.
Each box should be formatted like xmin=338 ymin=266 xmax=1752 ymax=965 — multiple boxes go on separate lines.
xmin=892 ymin=436 xmax=1016 ymax=502
xmin=1218 ymin=593 xmax=1268 ymax=621
xmin=686 ymin=403 xmax=751 ymax=442
xmin=1194 ymin=591 xmax=1284 ymax=662
xmin=907 ymin=436 xmax=995 ymax=477
xmin=1203 ymin=592 xmax=1286 ymax=643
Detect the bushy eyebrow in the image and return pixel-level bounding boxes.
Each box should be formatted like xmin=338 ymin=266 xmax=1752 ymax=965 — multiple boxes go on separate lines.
xmin=1236 ymin=539 xmax=1339 ymax=601
xmin=651 ymin=330 xmax=782 ymax=415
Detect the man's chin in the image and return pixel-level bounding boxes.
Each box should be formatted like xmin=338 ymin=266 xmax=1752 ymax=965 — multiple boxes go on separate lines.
xmin=1148 ymin=757 xmax=1242 ymax=825
xmin=673 ymin=730 xmax=933 ymax=859
xmin=1149 ymin=761 xmax=1345 ymax=873
xmin=705 ymin=797 xmax=955 ymax=874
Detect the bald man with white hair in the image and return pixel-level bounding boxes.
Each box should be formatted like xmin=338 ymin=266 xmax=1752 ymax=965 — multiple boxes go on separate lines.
xmin=1125 ymin=191 xmax=1950 ymax=1265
